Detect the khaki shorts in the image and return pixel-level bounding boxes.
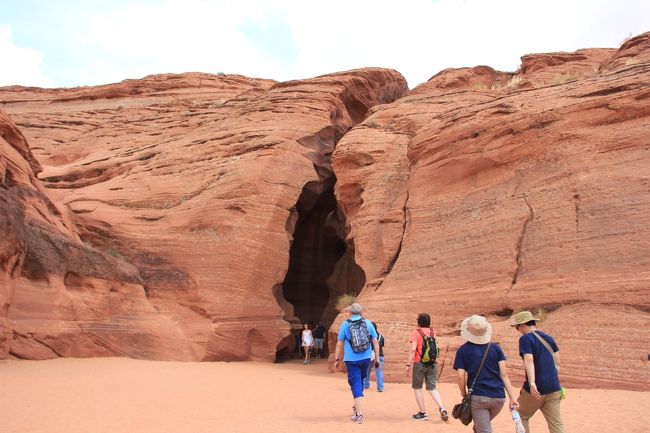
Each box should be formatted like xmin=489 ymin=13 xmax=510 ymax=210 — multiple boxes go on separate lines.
xmin=412 ymin=362 xmax=437 ymax=390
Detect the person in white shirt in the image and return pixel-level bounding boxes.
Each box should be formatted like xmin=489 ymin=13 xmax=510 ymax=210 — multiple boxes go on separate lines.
xmin=301 ymin=323 xmax=314 ymax=365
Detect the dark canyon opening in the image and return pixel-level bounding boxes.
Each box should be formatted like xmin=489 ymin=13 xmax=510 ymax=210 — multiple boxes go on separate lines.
xmin=276 ymin=178 xmax=365 ymax=360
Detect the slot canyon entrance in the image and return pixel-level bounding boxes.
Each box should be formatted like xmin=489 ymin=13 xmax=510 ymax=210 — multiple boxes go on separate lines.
xmin=277 ymin=178 xmax=365 ymax=359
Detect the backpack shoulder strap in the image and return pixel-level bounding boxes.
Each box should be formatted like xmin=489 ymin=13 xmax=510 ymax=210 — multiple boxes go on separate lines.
xmin=415 ymin=328 xmax=425 ymax=356
xmin=343 ymin=319 xmax=351 ymax=342
xmin=532 ymin=331 xmax=559 ymax=371
xmin=469 ymin=342 xmax=492 ymax=393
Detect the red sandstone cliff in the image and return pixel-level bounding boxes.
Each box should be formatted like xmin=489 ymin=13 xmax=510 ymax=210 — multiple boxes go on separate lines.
xmin=1 ymin=70 xmax=408 ymax=361
xmin=1 ymin=32 xmax=649 ymax=390
xmin=331 ymin=33 xmax=650 ymax=389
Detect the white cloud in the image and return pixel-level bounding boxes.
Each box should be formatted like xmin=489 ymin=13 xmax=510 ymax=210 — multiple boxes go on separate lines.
xmin=50 ymin=0 xmax=293 ymax=86
xmin=283 ymin=0 xmax=650 ymax=87
xmin=2 ymin=0 xmax=649 ymax=88
xmin=0 ymin=27 xmax=55 ymax=87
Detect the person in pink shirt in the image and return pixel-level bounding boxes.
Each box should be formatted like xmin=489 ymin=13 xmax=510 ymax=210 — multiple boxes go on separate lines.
xmin=405 ymin=313 xmax=449 ymax=422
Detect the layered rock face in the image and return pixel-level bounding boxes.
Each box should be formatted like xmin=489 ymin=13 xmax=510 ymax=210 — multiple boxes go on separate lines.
xmin=1 ymin=70 xmax=409 ymax=361
xmin=331 ymin=33 xmax=650 ymax=389
xmin=2 ymin=31 xmax=649 ymax=390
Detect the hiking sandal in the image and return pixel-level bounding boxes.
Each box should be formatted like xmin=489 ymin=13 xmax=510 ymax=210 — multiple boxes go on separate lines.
xmin=440 ymin=408 xmax=449 ymax=422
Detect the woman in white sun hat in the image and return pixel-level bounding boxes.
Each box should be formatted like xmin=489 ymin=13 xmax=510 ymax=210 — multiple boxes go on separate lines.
xmin=453 ymin=315 xmax=519 ymax=433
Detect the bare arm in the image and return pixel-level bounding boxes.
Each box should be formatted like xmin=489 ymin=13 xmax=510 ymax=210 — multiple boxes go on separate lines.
xmin=523 ymin=354 xmax=541 ymax=399
xmin=498 ymin=360 xmax=519 ymax=408
xmin=456 ymin=368 xmax=468 ymax=397
xmin=554 ymin=351 xmax=561 ymax=370
xmin=405 ymin=340 xmax=417 ymax=376
xmin=333 ymin=340 xmax=343 ymax=370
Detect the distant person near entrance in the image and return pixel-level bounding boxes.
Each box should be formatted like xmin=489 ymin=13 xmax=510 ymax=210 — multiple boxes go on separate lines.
xmin=302 ymin=323 xmax=314 ymax=365
xmin=406 ymin=313 xmax=449 ymax=422
xmin=333 ymin=303 xmax=381 ymax=424
xmin=313 ymin=321 xmax=326 ymax=359
xmin=294 ymin=329 xmax=303 ymax=359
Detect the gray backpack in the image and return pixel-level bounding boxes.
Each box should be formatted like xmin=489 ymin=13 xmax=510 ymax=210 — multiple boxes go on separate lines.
xmin=347 ymin=319 xmax=371 ymax=353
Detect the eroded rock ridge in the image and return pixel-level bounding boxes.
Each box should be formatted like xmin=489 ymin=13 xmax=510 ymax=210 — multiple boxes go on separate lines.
xmin=1 ymin=33 xmax=649 ymax=390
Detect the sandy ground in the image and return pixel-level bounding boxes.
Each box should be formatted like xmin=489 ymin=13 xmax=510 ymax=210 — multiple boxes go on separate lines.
xmin=1 ymin=357 xmax=649 ymax=433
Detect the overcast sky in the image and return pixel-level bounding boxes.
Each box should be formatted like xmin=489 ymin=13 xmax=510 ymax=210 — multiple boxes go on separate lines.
xmin=1 ymin=0 xmax=648 ymax=89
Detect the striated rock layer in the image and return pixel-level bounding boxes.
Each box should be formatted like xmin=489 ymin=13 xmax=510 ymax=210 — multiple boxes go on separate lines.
xmin=331 ymin=33 xmax=650 ymax=390
xmin=2 ymin=31 xmax=650 ymax=391
xmin=1 ymin=70 xmax=409 ymax=361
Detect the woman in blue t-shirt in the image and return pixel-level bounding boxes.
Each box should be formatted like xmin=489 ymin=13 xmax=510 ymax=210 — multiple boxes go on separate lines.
xmin=453 ymin=315 xmax=519 ymax=433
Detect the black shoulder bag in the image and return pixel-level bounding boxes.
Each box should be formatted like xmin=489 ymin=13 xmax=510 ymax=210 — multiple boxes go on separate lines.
xmin=452 ymin=342 xmax=492 ymax=426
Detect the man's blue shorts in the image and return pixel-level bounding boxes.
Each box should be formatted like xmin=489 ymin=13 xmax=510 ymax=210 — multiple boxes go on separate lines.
xmin=345 ymin=359 xmax=371 ymax=398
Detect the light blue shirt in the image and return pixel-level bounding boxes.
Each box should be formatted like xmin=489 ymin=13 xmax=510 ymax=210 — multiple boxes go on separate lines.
xmin=337 ymin=315 xmax=378 ymax=362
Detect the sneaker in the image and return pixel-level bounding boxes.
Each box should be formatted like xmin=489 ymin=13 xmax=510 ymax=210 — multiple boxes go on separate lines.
xmin=440 ymin=408 xmax=449 ymax=422
xmin=412 ymin=412 xmax=429 ymax=420
xmin=352 ymin=414 xmax=364 ymax=424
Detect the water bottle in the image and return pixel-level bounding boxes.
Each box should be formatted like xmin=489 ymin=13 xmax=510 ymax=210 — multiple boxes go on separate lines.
xmin=511 ymin=408 xmax=526 ymax=433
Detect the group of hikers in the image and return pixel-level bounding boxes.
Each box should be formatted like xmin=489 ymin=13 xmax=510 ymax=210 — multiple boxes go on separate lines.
xmin=332 ymin=303 xmax=564 ymax=433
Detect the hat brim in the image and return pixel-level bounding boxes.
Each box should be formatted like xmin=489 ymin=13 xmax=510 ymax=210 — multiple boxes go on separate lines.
xmin=511 ymin=314 xmax=539 ymax=326
xmin=460 ymin=317 xmax=492 ymax=344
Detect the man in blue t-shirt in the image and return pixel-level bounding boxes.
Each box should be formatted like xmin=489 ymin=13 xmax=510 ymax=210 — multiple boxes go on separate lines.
xmin=333 ymin=303 xmax=380 ymax=424
xmin=512 ymin=311 xmax=565 ymax=433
